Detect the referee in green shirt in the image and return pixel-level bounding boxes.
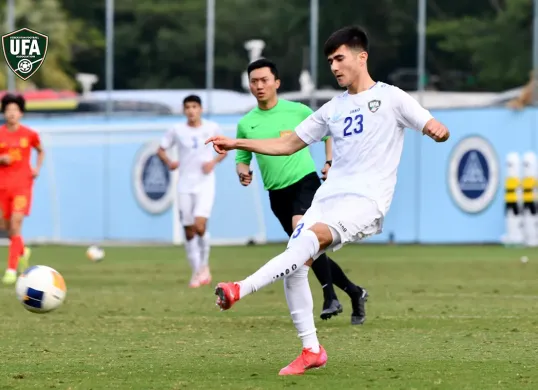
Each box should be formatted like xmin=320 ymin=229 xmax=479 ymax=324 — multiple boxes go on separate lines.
xmin=235 ymin=59 xmax=367 ymax=325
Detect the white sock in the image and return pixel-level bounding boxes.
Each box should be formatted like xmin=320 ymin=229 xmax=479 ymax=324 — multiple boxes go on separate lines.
xmin=238 ymin=229 xmax=320 ymax=299
xmin=184 ymin=238 xmax=201 ymax=275
xmin=198 ymin=232 xmax=210 ymax=268
xmin=284 ymin=265 xmax=319 ymax=353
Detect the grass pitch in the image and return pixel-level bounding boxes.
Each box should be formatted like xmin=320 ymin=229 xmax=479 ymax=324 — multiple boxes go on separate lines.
xmin=0 ymin=244 xmax=537 ymax=389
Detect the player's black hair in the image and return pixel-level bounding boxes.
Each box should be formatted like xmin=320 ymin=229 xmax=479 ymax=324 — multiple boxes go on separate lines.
xmin=247 ymin=58 xmax=280 ymax=80
xmin=1 ymin=93 xmax=25 ymax=113
xmin=183 ymin=95 xmax=202 ymax=106
xmin=323 ymin=26 xmax=369 ymax=57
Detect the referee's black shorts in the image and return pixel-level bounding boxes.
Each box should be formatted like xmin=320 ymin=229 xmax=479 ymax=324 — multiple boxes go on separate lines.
xmin=268 ymin=172 xmax=321 ymax=237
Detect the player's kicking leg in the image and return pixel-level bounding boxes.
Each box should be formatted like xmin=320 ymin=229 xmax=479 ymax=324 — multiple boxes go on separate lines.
xmin=215 ymin=221 xmax=330 ymax=375
xmin=215 ymin=209 xmax=331 ymax=375
xmin=289 ymin=175 xmax=368 ymax=323
xmin=297 ymin=214 xmax=367 ymax=324
xmin=291 ymin=215 xmax=343 ymax=320
xmin=214 ymin=195 xmax=382 ymax=374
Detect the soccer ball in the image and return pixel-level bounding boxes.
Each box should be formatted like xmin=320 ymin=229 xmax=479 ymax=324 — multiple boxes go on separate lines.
xmin=86 ymin=245 xmax=105 ymax=262
xmin=15 ymin=265 xmax=67 ymax=313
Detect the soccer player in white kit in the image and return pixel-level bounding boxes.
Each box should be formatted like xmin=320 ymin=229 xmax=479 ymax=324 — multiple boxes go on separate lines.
xmin=206 ymin=26 xmax=450 ymax=375
xmin=157 ymin=95 xmax=227 ymax=288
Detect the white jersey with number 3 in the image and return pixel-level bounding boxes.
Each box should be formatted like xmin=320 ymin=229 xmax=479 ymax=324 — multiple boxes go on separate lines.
xmin=160 ymin=120 xmax=221 ymax=194
xmin=295 ymin=82 xmax=433 ymax=215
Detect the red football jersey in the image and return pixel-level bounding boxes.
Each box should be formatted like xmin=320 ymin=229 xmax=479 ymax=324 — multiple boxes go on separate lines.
xmin=0 ymin=125 xmax=41 ymax=189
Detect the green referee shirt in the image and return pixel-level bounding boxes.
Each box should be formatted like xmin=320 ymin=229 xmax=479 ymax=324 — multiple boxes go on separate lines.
xmin=236 ymin=99 xmax=324 ymax=190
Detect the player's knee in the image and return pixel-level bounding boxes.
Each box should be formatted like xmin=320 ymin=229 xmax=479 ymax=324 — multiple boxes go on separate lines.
xmin=8 ymin=225 xmax=21 ymax=236
xmin=291 ymin=215 xmax=303 ymax=230
xmin=308 ymin=223 xmax=333 ymax=250
xmin=194 ymin=218 xmax=207 ymax=236
xmin=195 ymin=223 xmax=206 ymax=236
xmin=184 ymin=226 xmax=196 ymax=241
xmin=9 ymin=214 xmax=23 ymax=236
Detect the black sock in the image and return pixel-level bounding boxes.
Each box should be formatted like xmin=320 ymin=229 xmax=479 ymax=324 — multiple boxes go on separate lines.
xmin=327 ymin=257 xmax=361 ymax=297
xmin=311 ymin=253 xmax=338 ymax=301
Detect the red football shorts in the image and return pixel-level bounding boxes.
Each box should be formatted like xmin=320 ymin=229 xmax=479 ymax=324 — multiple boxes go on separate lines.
xmin=0 ymin=187 xmax=32 ymax=220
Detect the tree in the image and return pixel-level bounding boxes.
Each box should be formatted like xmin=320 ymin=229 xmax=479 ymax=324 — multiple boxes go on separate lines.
xmin=428 ymin=0 xmax=532 ymax=90
xmin=57 ymin=0 xmax=530 ymax=92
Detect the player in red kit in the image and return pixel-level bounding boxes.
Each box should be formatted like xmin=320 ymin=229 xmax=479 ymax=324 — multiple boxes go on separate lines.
xmin=0 ymin=94 xmax=44 ymax=285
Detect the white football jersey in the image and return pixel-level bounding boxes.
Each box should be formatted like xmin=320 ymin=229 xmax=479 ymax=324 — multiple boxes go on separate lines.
xmin=295 ymin=82 xmax=433 ymax=215
xmin=160 ymin=120 xmax=221 ymax=193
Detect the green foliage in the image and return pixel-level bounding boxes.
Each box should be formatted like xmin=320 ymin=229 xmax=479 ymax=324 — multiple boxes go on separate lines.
xmin=428 ymin=0 xmax=533 ymax=90
xmin=3 ymin=0 xmax=534 ymax=91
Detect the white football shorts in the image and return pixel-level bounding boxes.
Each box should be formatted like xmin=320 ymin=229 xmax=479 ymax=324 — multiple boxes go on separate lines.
xmin=290 ymin=194 xmax=384 ymax=259
xmin=177 ymin=180 xmax=215 ymax=226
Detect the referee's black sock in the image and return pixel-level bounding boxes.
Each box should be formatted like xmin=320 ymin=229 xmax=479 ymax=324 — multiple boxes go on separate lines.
xmin=327 ymin=257 xmax=361 ymax=296
xmin=311 ymin=253 xmax=338 ymax=301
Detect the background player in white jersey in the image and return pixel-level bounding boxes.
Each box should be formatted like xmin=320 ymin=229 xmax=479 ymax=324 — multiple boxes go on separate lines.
xmin=158 ymin=95 xmax=227 ymax=288
xmin=206 ymin=26 xmax=449 ymax=375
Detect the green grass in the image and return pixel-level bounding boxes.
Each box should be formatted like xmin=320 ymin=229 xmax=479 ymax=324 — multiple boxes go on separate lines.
xmin=1 ymin=244 xmax=538 ymax=389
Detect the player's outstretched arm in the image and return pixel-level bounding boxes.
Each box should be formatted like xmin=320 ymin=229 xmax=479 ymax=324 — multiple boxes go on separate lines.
xmin=422 ymin=119 xmax=450 ymax=142
xmin=206 ymin=133 xmax=307 ymax=156
xmin=392 ymin=86 xmax=450 ymax=143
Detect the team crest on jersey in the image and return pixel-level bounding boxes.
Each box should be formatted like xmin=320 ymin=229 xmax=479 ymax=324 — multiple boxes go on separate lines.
xmin=20 ymin=138 xmax=28 ymax=148
xmin=368 ymin=100 xmax=381 ymax=113
xmin=331 ymin=112 xmax=343 ymax=122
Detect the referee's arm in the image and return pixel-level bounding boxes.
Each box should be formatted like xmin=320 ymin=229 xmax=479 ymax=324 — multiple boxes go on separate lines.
xmin=236 ymin=123 xmax=253 ymax=186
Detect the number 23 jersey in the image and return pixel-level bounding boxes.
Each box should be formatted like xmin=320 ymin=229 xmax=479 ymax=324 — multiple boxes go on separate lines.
xmin=295 ymin=82 xmax=433 ymax=215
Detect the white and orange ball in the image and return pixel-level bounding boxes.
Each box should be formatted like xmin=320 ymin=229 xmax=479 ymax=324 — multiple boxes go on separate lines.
xmin=15 ymin=265 xmax=67 ymax=313
xmin=86 ymin=245 xmax=105 ymax=262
